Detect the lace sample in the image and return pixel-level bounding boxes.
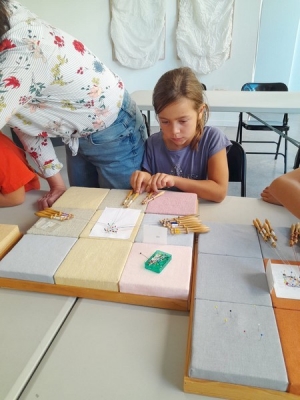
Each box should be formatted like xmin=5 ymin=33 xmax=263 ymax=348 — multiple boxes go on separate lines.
xmin=110 ymin=0 xmax=166 ymax=69
xmin=176 ymin=0 xmax=234 ymax=74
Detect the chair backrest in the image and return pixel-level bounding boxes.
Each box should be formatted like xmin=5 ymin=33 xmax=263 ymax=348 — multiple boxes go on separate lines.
xmin=142 ymin=113 xmax=151 ymax=137
xmin=240 ymin=82 xmax=288 ymax=125
xmin=241 ymin=82 xmax=288 ymax=92
xmin=227 ymin=140 xmax=247 ymax=197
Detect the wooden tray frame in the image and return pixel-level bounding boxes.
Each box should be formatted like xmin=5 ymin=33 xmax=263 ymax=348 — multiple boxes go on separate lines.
xmin=0 ymin=235 xmax=199 ymax=312
xmin=0 ymin=232 xmax=22 ymax=260
xmin=0 ymin=276 xmax=190 ymax=311
xmin=183 ymin=254 xmax=300 ymax=400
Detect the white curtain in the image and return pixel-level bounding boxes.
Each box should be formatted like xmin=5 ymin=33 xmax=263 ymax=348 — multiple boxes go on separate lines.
xmin=110 ymin=0 xmax=166 ymax=69
xmin=176 ymin=0 xmax=234 ymax=74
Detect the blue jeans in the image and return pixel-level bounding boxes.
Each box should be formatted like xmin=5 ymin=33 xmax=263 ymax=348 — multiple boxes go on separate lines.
xmin=66 ymin=90 xmax=147 ymax=189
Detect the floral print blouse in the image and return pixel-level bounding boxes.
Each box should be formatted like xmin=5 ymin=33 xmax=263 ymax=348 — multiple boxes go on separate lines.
xmin=0 ymin=1 xmax=124 ymax=177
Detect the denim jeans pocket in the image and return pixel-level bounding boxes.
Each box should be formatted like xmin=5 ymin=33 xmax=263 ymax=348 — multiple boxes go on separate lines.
xmin=89 ymin=121 xmax=131 ymax=146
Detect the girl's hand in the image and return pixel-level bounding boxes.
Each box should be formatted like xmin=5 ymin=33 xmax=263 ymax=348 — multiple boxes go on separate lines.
xmin=130 ymin=170 xmax=152 ymax=193
xmin=147 ymin=173 xmax=175 ymax=192
xmin=261 ymin=186 xmax=282 ymax=206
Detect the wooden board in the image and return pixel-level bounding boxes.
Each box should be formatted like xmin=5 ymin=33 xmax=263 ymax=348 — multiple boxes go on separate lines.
xmin=0 ymin=235 xmax=198 ymax=312
xmin=183 ymin=256 xmax=300 ymax=399
xmin=183 ymin=376 xmax=300 ymax=400
xmin=0 ymin=276 xmax=190 ymax=311
xmin=0 ymin=225 xmax=22 ymax=259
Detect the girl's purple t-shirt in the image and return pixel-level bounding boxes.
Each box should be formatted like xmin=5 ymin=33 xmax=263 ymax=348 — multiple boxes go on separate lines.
xmin=142 ymin=126 xmax=231 ymax=180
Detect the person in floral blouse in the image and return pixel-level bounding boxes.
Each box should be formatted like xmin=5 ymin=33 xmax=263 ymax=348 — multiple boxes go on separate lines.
xmin=0 ymin=0 xmax=147 ymax=209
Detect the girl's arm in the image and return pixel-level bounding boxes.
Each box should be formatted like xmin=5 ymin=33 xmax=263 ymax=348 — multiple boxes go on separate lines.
xmin=130 ymin=170 xmax=152 ymax=193
xmin=0 ymin=186 xmax=25 ymax=207
xmin=147 ymin=148 xmax=229 ymax=202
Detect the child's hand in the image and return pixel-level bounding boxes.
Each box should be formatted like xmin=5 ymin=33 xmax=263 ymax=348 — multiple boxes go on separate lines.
xmin=130 ymin=170 xmax=152 ymax=193
xmin=38 ymin=172 xmax=67 ymax=210
xmin=37 ymin=187 xmax=66 ymax=210
xmin=147 ymin=173 xmax=175 ymax=192
xmin=261 ymin=186 xmax=282 ymax=206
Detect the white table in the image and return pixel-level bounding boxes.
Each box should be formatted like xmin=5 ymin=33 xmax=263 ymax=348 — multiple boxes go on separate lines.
xmin=0 ymin=190 xmax=45 ymax=233
xmin=0 ymin=290 xmax=76 ymax=400
xmin=132 ymin=90 xmax=300 ymax=148
xmin=0 ymin=195 xmax=296 ymax=400
xmin=132 ymin=90 xmax=300 ymax=114
xmin=199 ymin=196 xmax=296 ymax=226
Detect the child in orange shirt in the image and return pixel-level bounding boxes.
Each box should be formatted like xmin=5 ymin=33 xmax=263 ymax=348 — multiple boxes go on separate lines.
xmin=0 ymin=132 xmax=40 ymax=207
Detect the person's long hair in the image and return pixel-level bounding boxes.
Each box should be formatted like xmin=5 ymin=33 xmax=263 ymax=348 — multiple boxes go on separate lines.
xmin=152 ymin=67 xmax=209 ymax=151
xmin=0 ymin=0 xmax=10 ymax=39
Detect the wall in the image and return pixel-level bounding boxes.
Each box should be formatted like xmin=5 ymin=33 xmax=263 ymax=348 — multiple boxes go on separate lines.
xmin=6 ymin=0 xmax=262 ymax=128
xmin=289 ymin=22 xmax=300 ymax=91
xmin=254 ymin=0 xmax=300 ymax=90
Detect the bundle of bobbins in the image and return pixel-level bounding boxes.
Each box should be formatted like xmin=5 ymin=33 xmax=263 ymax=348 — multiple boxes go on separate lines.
xmin=160 ymin=214 xmax=210 ymax=235
xmin=123 ymin=190 xmax=140 ymax=208
xmin=35 ymin=208 xmax=74 ymax=221
xmin=290 ymin=222 xmax=300 ymax=246
xmin=253 ymin=218 xmax=277 ymax=247
xmin=123 ymin=190 xmax=165 ymax=208
xmin=141 ymin=191 xmax=165 ymax=205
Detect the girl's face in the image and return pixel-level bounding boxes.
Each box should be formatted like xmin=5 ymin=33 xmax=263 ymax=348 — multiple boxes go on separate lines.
xmin=158 ymin=97 xmax=204 ymax=150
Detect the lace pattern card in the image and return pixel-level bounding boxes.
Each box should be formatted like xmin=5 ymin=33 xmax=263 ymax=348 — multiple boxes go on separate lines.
xmin=89 ymin=207 xmax=141 ymax=239
xmin=266 ymin=260 xmax=300 ymax=300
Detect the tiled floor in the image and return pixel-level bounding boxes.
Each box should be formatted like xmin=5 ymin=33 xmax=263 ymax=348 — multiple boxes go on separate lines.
xmin=14 ymin=115 xmax=300 ymax=199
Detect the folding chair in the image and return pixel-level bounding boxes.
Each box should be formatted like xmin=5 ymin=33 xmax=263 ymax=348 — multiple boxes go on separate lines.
xmin=227 ymin=140 xmax=247 ymax=197
xmin=236 ymin=82 xmax=289 ymax=174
